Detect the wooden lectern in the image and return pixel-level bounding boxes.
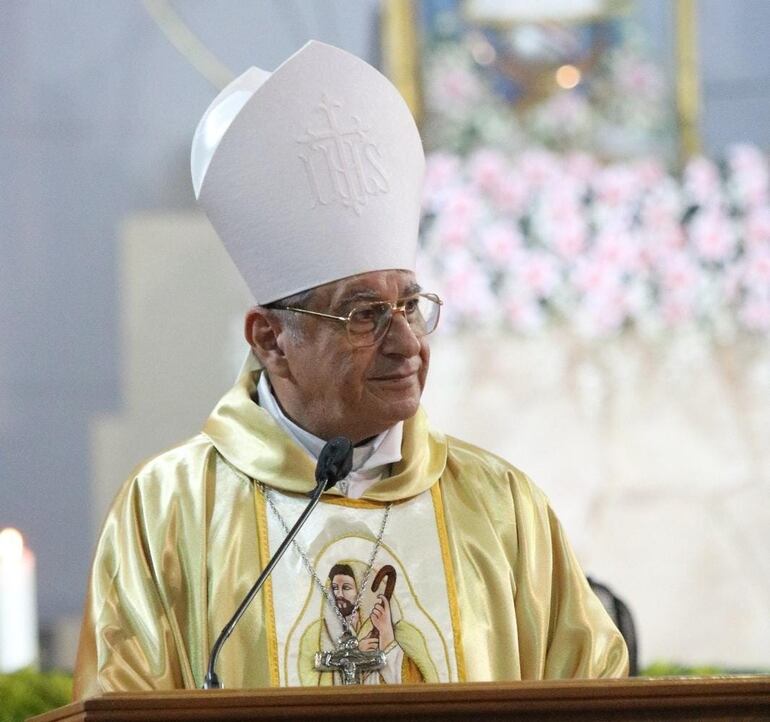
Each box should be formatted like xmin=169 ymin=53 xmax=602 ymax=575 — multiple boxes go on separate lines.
xmin=29 ymin=676 xmax=770 ymax=721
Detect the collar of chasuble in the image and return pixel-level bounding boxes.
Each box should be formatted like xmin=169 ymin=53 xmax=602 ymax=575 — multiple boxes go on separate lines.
xmin=203 ymin=366 xmax=448 ymax=502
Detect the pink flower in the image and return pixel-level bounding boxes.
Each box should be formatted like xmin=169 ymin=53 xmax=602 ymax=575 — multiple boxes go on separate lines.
xmin=728 ymin=144 xmax=768 ymax=207
xmin=564 ymin=152 xmax=599 ymax=183
xmin=633 ymin=158 xmax=667 ymax=186
xmin=430 ymin=185 xmax=483 ymax=248
xmin=534 ymin=182 xmax=588 ymax=258
xmin=688 ymin=208 xmax=736 ymax=262
xmin=515 ymin=251 xmax=561 ymax=298
xmin=550 ymin=215 xmax=588 ymax=260
xmin=660 ymin=294 xmax=695 ymax=327
xmin=468 ymin=150 xmax=509 ymax=195
xmin=745 ymin=207 xmax=770 ymax=246
xmin=441 ymin=251 xmax=496 ymax=322
xmin=739 ymin=295 xmax=770 ymax=331
xmin=592 ymin=164 xmax=642 ymax=209
xmin=517 ymin=150 xmax=559 ymax=188
xmin=743 ymin=249 xmax=770 ymax=292
xmin=641 ymin=181 xmax=681 ymax=231
xmin=432 ymin=216 xmax=472 ymax=250
xmin=489 ymin=175 xmax=528 ymax=214
xmin=640 ymin=224 xmax=687 ymax=269
xmin=442 ymin=186 xmax=483 ymax=225
xmin=728 ymin=145 xmax=769 ymax=208
xmin=575 ymin=289 xmax=627 ymax=337
xmin=684 ymin=156 xmax=721 ymax=205
xmin=658 ymin=250 xmax=700 ymax=297
xmin=571 ymin=256 xmax=623 ymax=296
xmin=595 ymin=225 xmax=642 ymax=273
xmin=504 ymin=294 xmax=546 ymax=333
xmin=423 ymin=153 xmax=460 ymax=209
xmin=480 ymin=223 xmax=523 ymax=265
xmin=540 ymin=180 xmax=584 ymax=220
xmin=729 ymin=144 xmax=766 ymax=172
xmin=722 ymin=262 xmax=743 ymax=303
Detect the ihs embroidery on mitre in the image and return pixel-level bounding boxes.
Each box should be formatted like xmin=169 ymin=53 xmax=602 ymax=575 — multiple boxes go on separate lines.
xmin=297 ymin=94 xmax=391 ymax=216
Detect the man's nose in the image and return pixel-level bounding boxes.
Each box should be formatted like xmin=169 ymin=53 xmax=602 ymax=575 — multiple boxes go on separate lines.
xmin=381 ymin=309 xmax=421 ymax=356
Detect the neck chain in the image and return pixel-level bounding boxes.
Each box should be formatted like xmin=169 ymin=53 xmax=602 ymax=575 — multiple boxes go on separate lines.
xmin=259 ymin=484 xmax=392 ymax=637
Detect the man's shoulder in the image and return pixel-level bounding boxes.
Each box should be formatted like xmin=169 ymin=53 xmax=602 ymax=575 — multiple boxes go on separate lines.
xmin=444 ymin=433 xmax=525 ymax=477
xmin=116 ymin=433 xmax=221 ymax=502
xmin=93 ymin=433 xmax=224 ymax=555
xmin=130 ymin=433 xmax=215 ymax=479
xmin=441 ymin=434 xmax=548 ymax=506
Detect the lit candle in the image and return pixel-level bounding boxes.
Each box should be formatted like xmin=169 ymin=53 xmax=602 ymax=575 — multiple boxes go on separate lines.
xmin=0 ymin=528 xmax=39 ymax=672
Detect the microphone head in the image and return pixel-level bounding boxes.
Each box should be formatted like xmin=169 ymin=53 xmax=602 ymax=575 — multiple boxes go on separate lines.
xmin=315 ymin=436 xmax=354 ymax=489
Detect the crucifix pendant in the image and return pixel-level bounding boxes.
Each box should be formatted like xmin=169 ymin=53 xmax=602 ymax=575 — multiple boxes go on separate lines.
xmin=314 ymin=630 xmax=386 ymax=684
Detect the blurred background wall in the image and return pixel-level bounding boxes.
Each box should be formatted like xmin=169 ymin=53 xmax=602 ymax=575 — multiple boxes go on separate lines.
xmin=1 ymin=0 xmax=770 ymax=671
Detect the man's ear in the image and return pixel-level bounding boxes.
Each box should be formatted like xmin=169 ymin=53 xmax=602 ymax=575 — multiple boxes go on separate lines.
xmin=244 ymin=307 xmax=292 ymax=378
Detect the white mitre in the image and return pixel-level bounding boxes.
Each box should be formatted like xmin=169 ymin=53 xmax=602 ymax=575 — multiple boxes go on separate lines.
xmin=191 ymin=41 xmax=425 ymax=304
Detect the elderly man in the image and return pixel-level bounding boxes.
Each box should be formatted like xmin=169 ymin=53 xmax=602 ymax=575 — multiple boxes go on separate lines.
xmin=74 ymin=41 xmax=627 ymax=697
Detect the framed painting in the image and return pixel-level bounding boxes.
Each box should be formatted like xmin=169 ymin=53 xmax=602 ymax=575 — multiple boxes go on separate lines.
xmin=382 ymin=0 xmax=699 ymax=163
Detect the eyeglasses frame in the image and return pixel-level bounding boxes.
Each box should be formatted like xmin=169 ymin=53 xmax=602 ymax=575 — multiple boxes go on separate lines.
xmin=271 ymin=292 xmax=443 ymax=347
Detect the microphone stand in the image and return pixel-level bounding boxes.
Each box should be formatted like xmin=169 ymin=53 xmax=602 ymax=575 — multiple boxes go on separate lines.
xmin=202 ymin=477 xmax=330 ymax=689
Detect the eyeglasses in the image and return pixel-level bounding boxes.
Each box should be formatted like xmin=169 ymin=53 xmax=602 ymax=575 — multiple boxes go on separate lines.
xmin=273 ymin=293 xmax=443 ymax=348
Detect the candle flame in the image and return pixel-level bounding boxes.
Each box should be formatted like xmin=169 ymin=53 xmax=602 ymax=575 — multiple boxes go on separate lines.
xmin=0 ymin=527 xmax=24 ymax=561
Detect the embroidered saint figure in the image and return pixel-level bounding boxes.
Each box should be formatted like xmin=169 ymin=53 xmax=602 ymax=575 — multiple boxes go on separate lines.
xmin=298 ymin=560 xmax=438 ymax=685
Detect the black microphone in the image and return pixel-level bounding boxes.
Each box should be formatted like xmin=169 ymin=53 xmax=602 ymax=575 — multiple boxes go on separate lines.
xmin=315 ymin=435 xmax=354 ymax=487
xmin=202 ymin=436 xmax=353 ymax=689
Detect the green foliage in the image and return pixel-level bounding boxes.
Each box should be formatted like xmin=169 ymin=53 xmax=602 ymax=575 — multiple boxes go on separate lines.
xmin=641 ymin=661 xmax=728 ymax=677
xmin=0 ymin=669 xmax=72 ymax=722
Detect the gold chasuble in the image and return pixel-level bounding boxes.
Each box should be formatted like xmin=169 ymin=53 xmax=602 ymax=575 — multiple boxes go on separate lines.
xmin=73 ymin=369 xmax=628 ymax=697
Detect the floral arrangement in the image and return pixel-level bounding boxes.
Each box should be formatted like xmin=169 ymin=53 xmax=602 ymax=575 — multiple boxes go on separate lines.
xmin=419 ymin=145 xmax=770 ymax=338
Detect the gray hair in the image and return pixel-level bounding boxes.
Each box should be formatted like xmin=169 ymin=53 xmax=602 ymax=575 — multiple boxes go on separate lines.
xmin=261 ymin=287 xmax=317 ymax=338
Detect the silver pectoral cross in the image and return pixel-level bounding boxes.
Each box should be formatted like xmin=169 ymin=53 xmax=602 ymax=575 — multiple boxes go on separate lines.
xmin=314 ymin=630 xmax=386 ymax=685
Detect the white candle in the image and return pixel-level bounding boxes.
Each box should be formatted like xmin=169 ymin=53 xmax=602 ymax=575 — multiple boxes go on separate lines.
xmin=0 ymin=528 xmax=39 ymax=672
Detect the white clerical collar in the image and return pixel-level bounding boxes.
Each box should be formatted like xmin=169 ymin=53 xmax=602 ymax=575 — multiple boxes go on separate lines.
xmin=256 ymin=372 xmax=403 ymax=498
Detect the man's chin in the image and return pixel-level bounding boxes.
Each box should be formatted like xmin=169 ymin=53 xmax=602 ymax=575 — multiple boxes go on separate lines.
xmin=376 ymin=395 xmax=422 ymax=428
xmin=348 ymin=389 xmax=422 ymax=441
